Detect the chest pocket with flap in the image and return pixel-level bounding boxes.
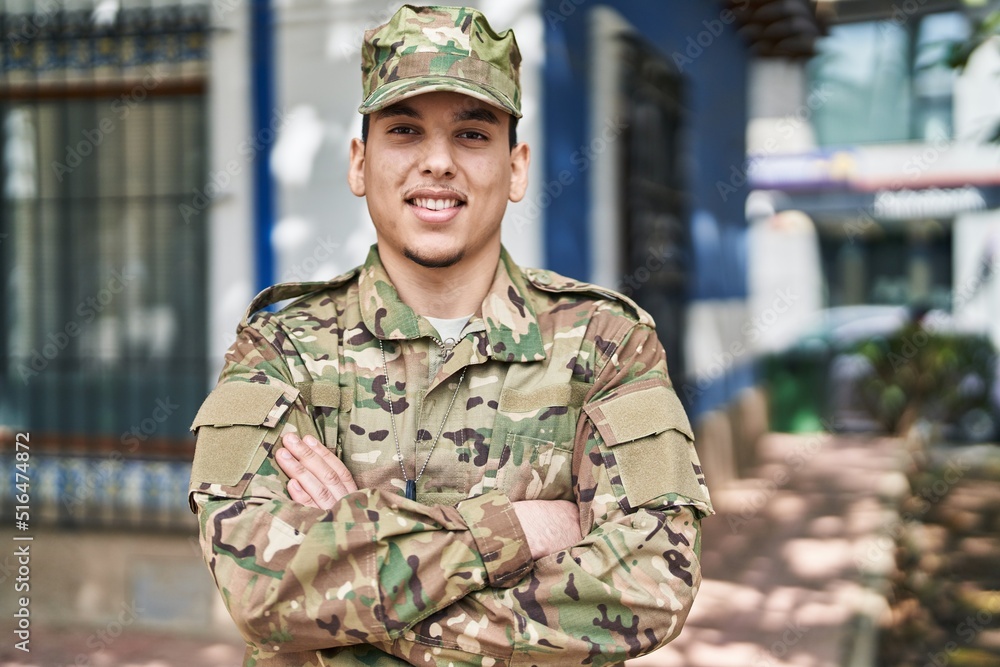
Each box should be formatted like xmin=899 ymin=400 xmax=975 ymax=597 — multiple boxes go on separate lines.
xmin=480 ymin=381 xmax=589 ymax=502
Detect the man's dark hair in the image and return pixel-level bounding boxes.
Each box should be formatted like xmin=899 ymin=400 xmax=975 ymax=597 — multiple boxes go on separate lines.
xmin=361 ymin=113 xmax=519 ymax=150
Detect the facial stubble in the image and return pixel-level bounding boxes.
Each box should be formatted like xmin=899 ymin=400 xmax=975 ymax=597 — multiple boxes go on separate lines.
xmin=403 ymin=247 xmax=465 ymax=269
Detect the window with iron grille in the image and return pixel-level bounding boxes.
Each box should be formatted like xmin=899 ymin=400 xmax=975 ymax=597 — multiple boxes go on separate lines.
xmin=0 ymin=2 xmax=209 ymax=526
xmin=618 ymin=34 xmax=690 ymax=403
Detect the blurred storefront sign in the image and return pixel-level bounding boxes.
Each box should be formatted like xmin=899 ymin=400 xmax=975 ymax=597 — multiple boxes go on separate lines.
xmin=873 ymin=186 xmax=989 ymax=220
xmin=748 ymin=142 xmax=1000 ymax=224
xmin=750 ymin=185 xmax=1000 ymax=222
xmin=749 ymin=142 xmax=1000 ymax=193
xmin=747 ymin=140 xmax=1000 ymax=346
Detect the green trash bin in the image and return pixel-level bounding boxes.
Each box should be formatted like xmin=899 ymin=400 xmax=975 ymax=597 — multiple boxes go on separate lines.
xmin=764 ymin=347 xmax=831 ymax=433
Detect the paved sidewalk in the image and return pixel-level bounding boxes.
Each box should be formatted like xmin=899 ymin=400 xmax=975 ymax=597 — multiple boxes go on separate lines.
xmin=630 ymin=432 xmax=908 ymax=667
xmin=0 ymin=625 xmax=245 ymax=667
xmin=2 ymin=433 xmax=908 ymax=667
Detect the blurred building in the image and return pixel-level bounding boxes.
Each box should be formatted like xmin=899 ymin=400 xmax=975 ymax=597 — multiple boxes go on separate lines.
xmin=0 ymin=0 xmax=223 ymax=636
xmin=0 ymin=0 xmax=823 ymax=637
xmin=747 ymin=0 xmax=1000 ymax=349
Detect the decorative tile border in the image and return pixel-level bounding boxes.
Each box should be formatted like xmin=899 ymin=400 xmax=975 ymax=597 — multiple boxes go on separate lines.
xmin=2 ymin=452 xmax=195 ymax=529
xmin=1 ymin=6 xmax=209 ymax=71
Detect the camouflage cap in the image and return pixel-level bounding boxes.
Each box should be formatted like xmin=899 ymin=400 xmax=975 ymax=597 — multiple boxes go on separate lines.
xmin=359 ymin=5 xmax=522 ymax=119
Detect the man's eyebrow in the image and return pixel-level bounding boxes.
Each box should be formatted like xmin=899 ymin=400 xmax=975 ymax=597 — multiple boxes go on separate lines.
xmin=376 ymin=104 xmax=422 ymax=121
xmin=453 ymin=107 xmax=499 ymax=125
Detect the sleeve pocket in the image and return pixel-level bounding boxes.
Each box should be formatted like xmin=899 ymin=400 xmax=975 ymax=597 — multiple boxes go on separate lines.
xmin=189 ymin=381 xmax=298 ymax=496
xmin=584 ymin=384 xmax=710 ymax=511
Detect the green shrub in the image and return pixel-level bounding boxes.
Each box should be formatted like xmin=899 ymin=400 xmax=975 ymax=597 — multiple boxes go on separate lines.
xmin=853 ymin=325 xmax=996 ymax=436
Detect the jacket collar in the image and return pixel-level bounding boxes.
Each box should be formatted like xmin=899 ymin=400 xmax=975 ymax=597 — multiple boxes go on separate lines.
xmin=358 ymin=245 xmax=546 ymax=363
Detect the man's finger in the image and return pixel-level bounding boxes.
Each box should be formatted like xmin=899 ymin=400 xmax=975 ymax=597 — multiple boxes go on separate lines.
xmin=276 ymin=446 xmax=339 ymax=509
xmin=278 ymin=433 xmax=358 ymax=503
xmin=302 ymin=435 xmax=359 ymax=493
xmin=289 ymin=436 xmax=354 ymax=500
xmin=287 ymin=478 xmax=318 ymax=508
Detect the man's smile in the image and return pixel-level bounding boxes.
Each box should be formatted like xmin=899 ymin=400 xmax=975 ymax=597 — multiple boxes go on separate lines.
xmin=409 ymin=197 xmax=463 ymax=211
xmin=405 ymin=189 xmax=467 ymax=222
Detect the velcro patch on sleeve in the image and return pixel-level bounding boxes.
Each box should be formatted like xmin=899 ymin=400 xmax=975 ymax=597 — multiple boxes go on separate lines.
xmin=189 ymin=382 xmax=294 ymax=489
xmin=593 ymin=384 xmax=693 ymax=444
xmin=191 ymin=382 xmax=287 ymax=430
xmin=586 ymin=384 xmax=705 ymax=509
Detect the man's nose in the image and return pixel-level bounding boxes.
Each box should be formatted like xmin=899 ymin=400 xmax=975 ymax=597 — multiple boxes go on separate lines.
xmin=418 ymin=133 xmax=457 ymax=178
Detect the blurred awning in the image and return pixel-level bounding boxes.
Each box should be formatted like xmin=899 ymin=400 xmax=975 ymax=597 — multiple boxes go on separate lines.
xmin=747 ymin=142 xmax=1000 ymax=222
xmin=727 ymin=0 xmax=826 ymax=58
xmin=813 ymin=0 xmax=964 ymax=24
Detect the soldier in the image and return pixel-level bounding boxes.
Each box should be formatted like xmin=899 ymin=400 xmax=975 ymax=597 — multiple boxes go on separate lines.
xmin=188 ymin=4 xmax=713 ymax=666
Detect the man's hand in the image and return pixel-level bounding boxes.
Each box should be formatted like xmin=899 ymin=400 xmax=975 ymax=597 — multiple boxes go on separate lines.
xmin=277 ymin=434 xmax=358 ymax=509
xmin=512 ymin=500 xmax=583 ymax=560
xmin=278 ymin=434 xmax=582 ymax=558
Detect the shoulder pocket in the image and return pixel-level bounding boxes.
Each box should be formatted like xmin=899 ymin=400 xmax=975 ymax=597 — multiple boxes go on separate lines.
xmin=189 ymin=382 xmax=299 ymax=504
xmin=584 ymin=383 xmax=709 ymax=512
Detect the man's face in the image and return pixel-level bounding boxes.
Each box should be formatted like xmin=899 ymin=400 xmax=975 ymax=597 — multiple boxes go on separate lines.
xmin=348 ymin=91 xmax=530 ymax=269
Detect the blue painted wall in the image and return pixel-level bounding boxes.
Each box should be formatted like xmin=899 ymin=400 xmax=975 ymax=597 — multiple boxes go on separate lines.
xmin=542 ymin=0 xmax=750 ymax=301
xmin=542 ymin=0 xmax=753 ymax=415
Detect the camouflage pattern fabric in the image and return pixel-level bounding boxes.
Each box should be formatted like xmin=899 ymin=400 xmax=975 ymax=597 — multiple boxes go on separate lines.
xmin=189 ymin=245 xmax=713 ymax=666
xmin=358 ymin=4 xmax=523 ymax=118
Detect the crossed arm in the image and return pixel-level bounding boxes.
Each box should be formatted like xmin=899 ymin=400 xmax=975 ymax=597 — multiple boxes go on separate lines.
xmin=193 ymin=315 xmax=709 ymax=664
xmin=276 ymin=432 xmax=582 ymax=560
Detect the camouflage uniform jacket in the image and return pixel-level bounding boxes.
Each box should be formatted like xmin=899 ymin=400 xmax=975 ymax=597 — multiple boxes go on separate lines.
xmin=188 ymin=245 xmax=714 ymax=667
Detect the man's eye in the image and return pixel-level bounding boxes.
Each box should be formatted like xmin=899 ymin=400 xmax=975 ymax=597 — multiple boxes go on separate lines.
xmin=458 ymin=131 xmax=488 ymax=141
xmin=389 ymin=126 xmax=417 ymax=135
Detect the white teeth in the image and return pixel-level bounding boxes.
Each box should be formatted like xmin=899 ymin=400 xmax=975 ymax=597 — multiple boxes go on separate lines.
xmin=412 ymin=198 xmax=459 ymax=211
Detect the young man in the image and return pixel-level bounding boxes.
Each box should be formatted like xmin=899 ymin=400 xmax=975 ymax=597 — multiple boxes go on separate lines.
xmin=188 ymin=5 xmax=712 ymax=665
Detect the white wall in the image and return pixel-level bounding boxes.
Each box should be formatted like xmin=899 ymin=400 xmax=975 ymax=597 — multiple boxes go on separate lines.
xmin=206 ymin=0 xmax=546 ymax=385
xmin=954 ymin=35 xmax=1000 ymax=145
xmin=206 ymin=0 xmax=255 ymax=383
xmin=271 ymin=0 xmax=545 ymax=281
xmin=952 ymin=209 xmax=1000 ymax=349
xmin=747 ymin=210 xmax=824 ymax=353
xmin=746 ymin=58 xmax=817 ymax=155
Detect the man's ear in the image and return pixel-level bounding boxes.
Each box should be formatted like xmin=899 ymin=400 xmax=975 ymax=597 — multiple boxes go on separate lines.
xmin=348 ymin=137 xmax=366 ymax=197
xmin=508 ymin=141 xmax=530 ymax=203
